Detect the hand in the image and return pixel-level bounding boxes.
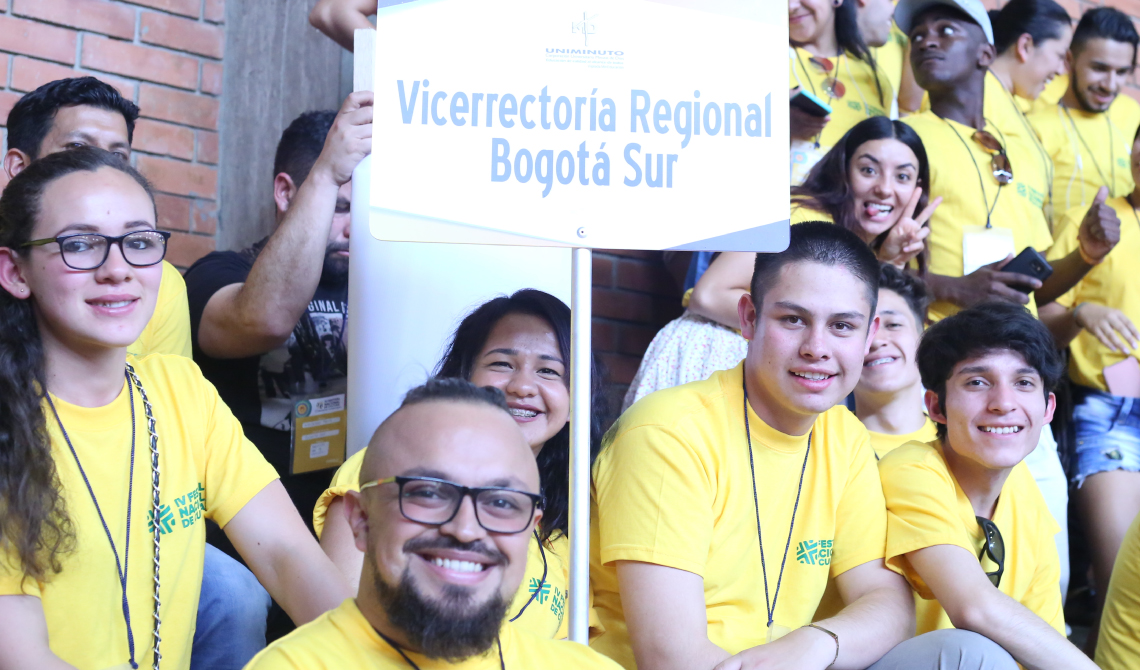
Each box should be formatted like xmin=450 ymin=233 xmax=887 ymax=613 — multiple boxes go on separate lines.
xmin=790 ymin=88 xmax=829 ymax=142
xmin=1077 ymin=186 xmax=1121 ymax=263
xmin=1075 ymin=303 xmax=1140 ymax=353
xmin=948 ymin=255 xmax=1042 ymax=307
xmin=878 ymin=188 xmax=939 ymax=267
xmin=311 ymin=90 xmax=374 ymax=186
xmin=713 ymin=627 xmax=834 ymax=670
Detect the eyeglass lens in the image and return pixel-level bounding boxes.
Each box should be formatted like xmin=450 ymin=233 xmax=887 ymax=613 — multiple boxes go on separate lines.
xmin=60 ymin=232 xmax=168 ymax=270
xmin=398 ymin=478 xmax=535 ymax=533
xmin=971 ymin=131 xmax=1013 ymax=184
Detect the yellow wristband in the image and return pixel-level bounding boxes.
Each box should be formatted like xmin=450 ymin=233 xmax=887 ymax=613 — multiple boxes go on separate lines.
xmin=1079 ymin=244 xmax=1103 ymax=266
xmin=806 ymin=623 xmax=839 ymax=668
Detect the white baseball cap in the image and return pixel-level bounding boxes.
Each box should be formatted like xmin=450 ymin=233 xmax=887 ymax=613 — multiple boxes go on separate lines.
xmin=893 ymin=0 xmax=995 ymax=45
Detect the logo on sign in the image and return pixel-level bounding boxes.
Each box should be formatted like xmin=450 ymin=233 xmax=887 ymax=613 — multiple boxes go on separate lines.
xmin=571 ymin=11 xmax=598 ymax=45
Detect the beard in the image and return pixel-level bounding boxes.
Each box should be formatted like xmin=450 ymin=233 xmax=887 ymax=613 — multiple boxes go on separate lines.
xmin=372 ymin=539 xmax=510 ymax=662
xmin=321 ymin=241 xmax=349 ymax=285
xmin=1072 ymin=71 xmax=1113 ymax=113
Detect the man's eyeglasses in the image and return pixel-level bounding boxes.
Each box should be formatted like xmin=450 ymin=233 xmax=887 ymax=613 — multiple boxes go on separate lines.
xmin=972 ymin=130 xmax=1013 ymax=185
xmin=22 ymin=231 xmax=171 ymax=271
xmin=361 ymin=475 xmax=543 ymax=534
xmin=976 ymin=516 xmax=1005 ymax=588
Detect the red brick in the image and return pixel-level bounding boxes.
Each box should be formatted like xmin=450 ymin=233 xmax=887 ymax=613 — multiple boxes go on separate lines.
xmin=593 ymin=288 xmax=652 ymax=322
xmin=12 ymin=0 xmax=135 ymax=40
xmin=141 ymin=12 xmax=224 ymax=59
xmin=9 ymin=57 xmax=136 ymax=100
xmin=597 ymin=352 xmax=641 ymax=386
xmin=191 ymin=199 xmax=217 ymax=235
xmin=82 ymin=35 xmax=198 ymax=90
xmin=0 ymin=15 xmax=78 ymax=65
xmin=205 ymin=0 xmax=224 ymax=22
xmin=133 ymin=118 xmax=194 ymax=160
xmin=592 ymin=320 xmax=618 ymax=352
xmin=120 ymin=0 xmax=199 ymax=18
xmin=164 ymin=231 xmax=215 ymax=268
xmin=138 ymin=154 xmax=217 ymax=198
xmin=154 ymin=193 xmax=191 ymax=231
xmin=201 ymin=61 xmax=222 ymax=95
xmin=618 ymin=324 xmax=660 ymax=357
xmin=592 ymin=254 xmax=614 ymax=287
xmin=616 ymin=258 xmax=674 ymax=295
xmin=196 ymin=129 xmax=218 ymax=164
xmin=0 ymin=56 xmax=9 ymax=88
xmin=0 ymin=90 xmax=24 ymax=126
xmin=138 ymin=84 xmax=218 ymax=129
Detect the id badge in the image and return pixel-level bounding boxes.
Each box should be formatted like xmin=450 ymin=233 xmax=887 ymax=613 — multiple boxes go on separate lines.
xmin=289 ymin=393 xmax=348 ymax=475
xmin=962 ymin=226 xmax=1015 ymax=276
xmin=790 ymin=140 xmax=826 ymax=186
xmin=766 ymin=623 xmax=793 ymax=643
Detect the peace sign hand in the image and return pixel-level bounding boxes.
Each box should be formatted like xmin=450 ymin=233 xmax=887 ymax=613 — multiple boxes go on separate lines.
xmin=878 ymin=188 xmax=940 ymax=268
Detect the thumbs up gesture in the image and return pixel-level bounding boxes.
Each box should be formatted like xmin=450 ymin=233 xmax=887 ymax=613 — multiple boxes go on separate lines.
xmin=1077 ymin=186 xmax=1121 ymax=264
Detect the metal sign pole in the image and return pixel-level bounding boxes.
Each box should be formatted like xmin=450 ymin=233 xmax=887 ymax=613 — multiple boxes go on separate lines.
xmin=568 ymin=246 xmax=592 ymax=644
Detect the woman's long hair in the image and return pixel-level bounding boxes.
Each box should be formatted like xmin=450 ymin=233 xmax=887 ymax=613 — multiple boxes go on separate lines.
xmin=792 ymin=117 xmax=930 ymax=272
xmin=989 ymin=0 xmax=1072 ymax=55
xmin=0 ymin=147 xmax=155 ymax=582
xmin=793 ymin=1 xmax=886 ymax=107
xmin=435 ymin=289 xmax=605 ymax=543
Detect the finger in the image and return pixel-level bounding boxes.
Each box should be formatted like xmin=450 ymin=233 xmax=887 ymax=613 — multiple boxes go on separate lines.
xmin=914 ymin=226 xmax=932 ymax=241
xmin=990 ymin=283 xmax=1031 ymax=304
xmin=1093 ymin=185 xmax=1109 ymax=206
xmin=903 ymin=186 xmax=923 ymax=220
xmin=985 ymin=254 xmax=1016 ymax=271
xmin=914 ymin=196 xmax=943 ymax=226
xmin=1094 ymin=328 xmax=1120 ymax=353
xmin=992 ymin=271 xmax=1042 ymax=289
xmin=1109 ymin=328 xmax=1130 ymax=354
xmin=340 ymin=90 xmax=374 ymax=112
xmin=1124 ymin=318 xmax=1140 ymax=349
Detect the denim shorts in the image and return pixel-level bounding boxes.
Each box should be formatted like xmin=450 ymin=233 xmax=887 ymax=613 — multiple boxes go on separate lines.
xmin=1071 ymin=385 xmax=1140 ymax=485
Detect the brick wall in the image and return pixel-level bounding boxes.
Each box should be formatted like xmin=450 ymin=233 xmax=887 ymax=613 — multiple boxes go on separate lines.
xmin=0 ymin=0 xmax=224 ymax=269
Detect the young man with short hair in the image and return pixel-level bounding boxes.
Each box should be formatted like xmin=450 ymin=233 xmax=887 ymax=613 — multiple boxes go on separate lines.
xmin=244 ymin=378 xmax=621 ymax=669
xmin=1029 ymin=7 xmax=1140 ymax=224
xmin=855 ymin=264 xmax=936 ymax=459
xmin=879 ymin=302 xmax=1095 ymax=669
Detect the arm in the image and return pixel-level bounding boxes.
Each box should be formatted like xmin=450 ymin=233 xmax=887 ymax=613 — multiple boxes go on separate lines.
xmin=196 ymin=92 xmax=372 ymax=359
xmin=616 ymin=561 xmax=731 ymax=670
xmin=309 ymin=0 xmax=377 ymax=51
xmin=687 ymin=252 xmax=754 ymax=329
xmin=319 ymin=497 xmax=364 ymax=588
xmin=1035 ymin=187 xmax=1120 ymax=306
xmin=897 ymin=44 xmax=925 ymax=115
xmin=0 ymin=596 xmax=77 ymax=670
xmin=907 ymin=544 xmax=1096 ymax=670
xmin=225 ymin=481 xmax=353 ymax=625
xmin=1039 ymin=301 xmax=1139 ymax=352
xmin=925 ymin=257 xmax=1041 ymax=309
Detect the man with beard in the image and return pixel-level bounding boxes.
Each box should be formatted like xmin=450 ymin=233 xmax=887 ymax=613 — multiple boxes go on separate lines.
xmin=1029 ymin=7 xmax=1140 ymax=227
xmin=185 ymin=93 xmax=371 ymax=530
xmin=243 ymin=378 xmax=621 ymax=669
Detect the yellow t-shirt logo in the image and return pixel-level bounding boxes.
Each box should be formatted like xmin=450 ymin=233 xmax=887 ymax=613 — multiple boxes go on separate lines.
xmin=795 ymin=539 xmax=833 ymax=566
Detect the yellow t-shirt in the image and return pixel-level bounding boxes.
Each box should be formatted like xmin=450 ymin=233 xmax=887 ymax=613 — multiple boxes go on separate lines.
xmin=879 ymin=441 xmax=1064 ymax=636
xmin=590 ymin=363 xmax=887 ymax=668
xmin=903 ymin=111 xmax=1054 ymax=322
xmin=127 ymin=260 xmax=192 ymax=359
xmin=1096 ymin=512 xmax=1140 ymax=670
xmin=789 ymin=47 xmax=895 ymax=155
xmin=983 ymin=72 xmax=1053 ymax=222
xmin=790 ymin=204 xmax=834 ymax=225
xmin=1048 ymin=197 xmax=1140 ymax=390
xmin=1028 ymin=94 xmax=1140 ymax=225
xmin=314 ymin=448 xmax=591 ymax=640
xmin=867 ymin=418 xmax=937 ymax=459
xmin=0 ymin=354 xmax=279 ymax=670
xmin=871 ymin=24 xmax=908 ymax=108
xmin=244 ymin=598 xmax=622 ymax=670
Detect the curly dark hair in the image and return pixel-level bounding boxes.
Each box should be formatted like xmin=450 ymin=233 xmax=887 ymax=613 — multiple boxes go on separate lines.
xmin=434 ymin=289 xmax=605 ymax=543
xmin=0 ymin=146 xmax=156 ymax=582
xmin=273 ymin=110 xmax=336 ymax=185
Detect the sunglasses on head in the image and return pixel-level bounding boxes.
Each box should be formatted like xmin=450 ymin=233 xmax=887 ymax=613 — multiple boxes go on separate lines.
xmin=976 ymin=516 xmax=1005 ymax=588
xmin=972 ymin=130 xmax=1013 ymax=185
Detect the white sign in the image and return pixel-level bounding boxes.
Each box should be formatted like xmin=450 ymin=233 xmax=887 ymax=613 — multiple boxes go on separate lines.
xmin=371 ymin=0 xmax=790 ymax=251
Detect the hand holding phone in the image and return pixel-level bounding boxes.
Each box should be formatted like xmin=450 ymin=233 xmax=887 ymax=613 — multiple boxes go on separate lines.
xmin=1000 ymin=247 xmax=1053 ymax=294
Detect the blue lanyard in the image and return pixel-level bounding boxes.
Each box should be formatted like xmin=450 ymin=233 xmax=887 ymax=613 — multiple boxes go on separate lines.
xmin=46 ymin=372 xmax=140 ymax=669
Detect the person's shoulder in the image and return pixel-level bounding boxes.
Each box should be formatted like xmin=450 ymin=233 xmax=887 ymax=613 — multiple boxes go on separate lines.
xmin=899 ymin=110 xmax=941 ymax=134
xmin=1111 ymin=92 xmax=1140 ymax=125
xmin=815 ymin=404 xmax=871 ymax=449
xmin=130 ymin=351 xmax=205 ymax=381
xmin=878 ymin=439 xmax=947 ymax=478
xmin=616 ymin=367 xmax=735 ymax=433
xmin=183 ymin=239 xmax=264 ymax=284
xmin=245 ymin=600 xmax=367 ymax=669
xmin=1006 ymin=460 xmax=1057 ymax=531
xmin=507 ymin=625 xmax=622 ymax=669
xmin=331 ymin=448 xmax=367 ymax=490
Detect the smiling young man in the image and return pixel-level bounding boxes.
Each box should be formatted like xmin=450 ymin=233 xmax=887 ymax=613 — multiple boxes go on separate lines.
xmin=1028 ymin=7 xmax=1140 ymax=225
xmin=878 ymin=302 xmax=1095 ymax=669
xmin=590 ymin=222 xmax=1022 ymax=670
xmin=244 ymin=378 xmax=620 ymax=669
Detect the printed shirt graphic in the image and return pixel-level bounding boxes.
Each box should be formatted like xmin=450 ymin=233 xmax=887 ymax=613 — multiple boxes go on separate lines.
xmin=0 ymin=354 xmax=279 ymax=670
xmin=590 ymin=363 xmax=887 ymax=669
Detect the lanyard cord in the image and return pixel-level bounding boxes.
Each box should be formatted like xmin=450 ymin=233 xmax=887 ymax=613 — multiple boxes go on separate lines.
xmin=46 ymin=372 xmax=140 ymax=669
xmin=945 ymin=118 xmax=1004 ymax=229
xmin=1000 ymin=82 xmax=1054 ymax=202
xmin=508 ymin=530 xmax=548 ymax=622
xmin=743 ymin=378 xmax=812 ymax=631
xmin=1064 ymin=106 xmax=1114 ymax=190
xmin=377 ymin=629 xmax=506 ymax=670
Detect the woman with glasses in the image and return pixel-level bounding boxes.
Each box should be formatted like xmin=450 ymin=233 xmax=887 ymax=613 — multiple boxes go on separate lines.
xmin=314 ymin=289 xmax=605 ymax=640
xmin=0 ymin=147 xmax=351 ymax=669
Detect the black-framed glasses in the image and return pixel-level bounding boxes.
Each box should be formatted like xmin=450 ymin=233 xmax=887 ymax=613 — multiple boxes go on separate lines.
xmin=22 ymin=230 xmax=171 ymax=271
xmin=361 ymin=475 xmax=543 ymax=534
xmin=977 ymin=516 xmax=1005 ymax=587
xmin=972 ymin=130 xmax=1013 ymax=185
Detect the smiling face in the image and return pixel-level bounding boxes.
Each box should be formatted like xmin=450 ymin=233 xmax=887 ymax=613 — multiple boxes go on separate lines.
xmin=469 ymin=312 xmax=569 ymax=456
xmin=857 ymin=0 xmax=896 ymax=47
xmin=789 ymin=0 xmax=838 ymax=47
xmin=1012 ymin=30 xmax=1072 ymax=100
xmin=858 ymin=288 xmax=922 ymax=395
xmin=848 ymin=138 xmax=921 ymax=238
xmin=1069 ymin=37 xmax=1137 ymax=112
xmin=909 ymin=8 xmax=994 ymax=94
xmin=740 ymin=260 xmax=878 ymax=435
xmin=927 ymin=349 xmax=1056 ymax=470
xmin=0 ymin=166 xmax=160 ymax=355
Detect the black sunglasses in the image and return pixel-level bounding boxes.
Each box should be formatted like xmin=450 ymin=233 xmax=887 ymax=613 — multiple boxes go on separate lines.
xmin=977 ymin=516 xmax=1005 ymax=588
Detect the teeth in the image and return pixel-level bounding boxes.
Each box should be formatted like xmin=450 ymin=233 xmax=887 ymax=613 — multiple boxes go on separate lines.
xmin=980 ymin=426 xmax=1022 ymax=435
xmin=95 ymin=300 xmax=132 ymax=308
xmin=509 ymin=408 xmax=538 ymax=418
xmin=865 ymin=357 xmax=895 ymax=367
xmin=431 ymin=557 xmax=485 ymax=573
xmin=793 ymin=371 xmax=829 ymax=381
xmin=868 ymin=204 xmax=893 ymax=213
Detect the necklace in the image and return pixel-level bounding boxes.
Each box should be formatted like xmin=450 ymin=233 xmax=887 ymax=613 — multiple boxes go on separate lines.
xmin=377 ymin=629 xmax=506 ymax=670
xmin=46 ymin=364 xmax=163 ymax=669
xmin=508 ymin=530 xmax=547 ymax=623
xmin=944 ymin=118 xmax=1005 ymax=228
xmin=1064 ymin=106 xmax=1115 ymax=190
xmin=742 ymin=377 xmax=812 ymax=639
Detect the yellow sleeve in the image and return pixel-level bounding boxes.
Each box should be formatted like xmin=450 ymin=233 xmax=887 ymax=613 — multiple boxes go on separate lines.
xmin=594 ymin=424 xmax=715 ymax=576
xmin=879 ymin=448 xmax=972 ymax=598
xmin=1097 ymin=515 xmax=1140 ymax=670
xmin=830 ymin=429 xmax=888 ymax=577
xmin=1046 ymin=207 xmax=1083 ymax=308
xmin=130 ymin=261 xmax=192 ymax=359
xmin=313 ymin=448 xmax=366 ymax=538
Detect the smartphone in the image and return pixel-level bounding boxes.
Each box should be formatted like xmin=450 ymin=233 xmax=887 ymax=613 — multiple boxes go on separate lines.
xmin=1001 ymin=247 xmax=1053 ymax=293
xmin=791 ymin=89 xmax=832 ymax=118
